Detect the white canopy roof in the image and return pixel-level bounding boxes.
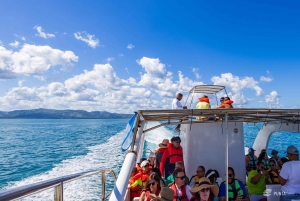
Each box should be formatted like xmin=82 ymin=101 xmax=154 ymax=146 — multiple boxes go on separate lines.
xmin=189 ymin=85 xmax=226 ymax=94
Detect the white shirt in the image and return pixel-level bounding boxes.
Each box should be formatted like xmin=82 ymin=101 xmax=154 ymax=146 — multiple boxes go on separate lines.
xmin=174 ymin=185 xmax=193 ymax=200
xmin=280 ymin=160 xmax=300 ymax=194
xmin=172 ymin=98 xmax=183 ymax=109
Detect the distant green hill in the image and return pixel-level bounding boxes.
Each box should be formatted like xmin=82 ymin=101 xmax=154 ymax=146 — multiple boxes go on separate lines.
xmin=0 ymin=109 xmax=132 ymax=119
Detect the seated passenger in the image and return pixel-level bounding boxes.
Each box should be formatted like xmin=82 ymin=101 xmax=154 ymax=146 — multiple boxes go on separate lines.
xmin=151 ymin=167 xmax=165 ymax=187
xmin=245 ymin=148 xmax=258 ymax=174
xmin=217 ymin=97 xmax=233 ymax=108
xmin=258 ymin=150 xmax=270 ymax=170
xmin=190 ymin=166 xmax=206 ymax=188
xmin=139 ymin=172 xmax=161 ymax=201
xmin=196 ymin=95 xmax=211 ymax=120
xmin=165 ymin=161 xmax=189 ymax=187
xmin=135 ymin=160 xmax=151 ymax=187
xmin=278 ymin=157 xmax=289 ymax=171
xmin=247 ymin=161 xmax=271 ymax=201
xmin=270 ymin=149 xmax=280 ymax=165
xmin=190 ymin=177 xmax=219 ymax=201
xmin=218 ymin=167 xmax=247 ymax=201
xmin=205 ymin=169 xmax=219 ymax=186
xmin=137 ymin=158 xmax=147 ymax=173
xmin=128 ymin=167 xmax=142 ymax=201
xmin=170 ymin=168 xmax=193 ymax=201
xmin=148 ymin=151 xmax=156 ymax=169
xmin=267 ymin=160 xmax=279 ymax=184
xmin=149 ymin=187 xmax=174 ymax=201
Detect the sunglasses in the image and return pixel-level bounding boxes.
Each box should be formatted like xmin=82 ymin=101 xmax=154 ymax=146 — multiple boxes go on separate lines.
xmin=176 ymin=176 xmax=185 ymax=180
xmin=200 ymin=188 xmax=210 ymax=192
xmin=228 ymin=174 xmax=233 ymax=177
xmin=147 ymin=181 xmax=156 ymax=187
xmin=196 ymin=170 xmax=204 ymax=173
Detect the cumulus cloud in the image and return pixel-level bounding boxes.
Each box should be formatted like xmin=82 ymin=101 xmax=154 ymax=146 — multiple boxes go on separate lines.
xmin=260 ymin=76 xmax=273 ymax=82
xmin=74 ymin=32 xmax=99 ymax=48
xmin=34 ymin=26 xmax=55 ymax=39
xmin=212 ymin=73 xmax=263 ymax=96
xmin=9 ymin=41 xmax=20 ymax=48
xmin=0 ymin=44 xmax=78 ymax=78
xmin=127 ymin=44 xmax=134 ymax=49
xmin=265 ymin=91 xmax=278 ymax=103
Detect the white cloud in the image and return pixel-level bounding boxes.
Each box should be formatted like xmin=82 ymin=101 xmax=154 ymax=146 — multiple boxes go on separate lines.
xmin=14 ymin=34 xmax=26 ymax=41
xmin=9 ymin=41 xmax=20 ymax=48
xmin=260 ymin=76 xmax=273 ymax=82
xmin=105 ymin=57 xmax=115 ymax=63
xmin=127 ymin=44 xmax=134 ymax=49
xmin=192 ymin=68 xmax=201 ymax=79
xmin=74 ymin=32 xmax=99 ymax=48
xmin=211 ymin=73 xmax=263 ymax=96
xmin=125 ymin=67 xmax=129 ymax=74
xmin=34 ymin=26 xmax=55 ymax=39
xmin=265 ymin=91 xmax=278 ymax=103
xmin=0 ymin=44 xmax=78 ymax=78
xmin=0 ymin=40 xmax=2 ymax=45
xmin=18 ymin=80 xmax=25 ymax=87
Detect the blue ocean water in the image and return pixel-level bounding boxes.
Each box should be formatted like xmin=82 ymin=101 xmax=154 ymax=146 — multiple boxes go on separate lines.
xmin=0 ymin=120 xmax=299 ymax=200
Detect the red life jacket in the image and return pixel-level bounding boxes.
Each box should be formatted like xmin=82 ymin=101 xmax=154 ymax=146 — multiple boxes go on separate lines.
xmin=145 ymin=189 xmax=160 ymax=201
xmin=171 ymin=184 xmax=189 ymax=201
xmin=167 ymin=143 xmax=183 ymax=164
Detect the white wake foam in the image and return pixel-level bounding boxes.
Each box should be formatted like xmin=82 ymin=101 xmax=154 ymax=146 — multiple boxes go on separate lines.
xmin=2 ymin=129 xmax=126 ymax=200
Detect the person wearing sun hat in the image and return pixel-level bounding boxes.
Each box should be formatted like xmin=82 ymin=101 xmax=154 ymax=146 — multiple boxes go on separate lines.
xmin=156 ymin=139 xmax=169 ymax=170
xmin=190 ymin=177 xmax=219 ymax=201
xmin=279 ymin=145 xmax=300 ymax=201
xmin=149 ymin=187 xmax=174 ymax=201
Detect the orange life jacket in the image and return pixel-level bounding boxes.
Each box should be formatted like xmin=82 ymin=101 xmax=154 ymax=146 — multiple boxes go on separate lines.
xmin=171 ymin=184 xmax=189 ymax=201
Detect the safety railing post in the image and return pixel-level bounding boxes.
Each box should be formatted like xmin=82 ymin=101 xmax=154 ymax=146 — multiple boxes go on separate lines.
xmin=54 ymin=182 xmax=63 ymax=201
xmin=101 ymin=171 xmax=106 ymax=201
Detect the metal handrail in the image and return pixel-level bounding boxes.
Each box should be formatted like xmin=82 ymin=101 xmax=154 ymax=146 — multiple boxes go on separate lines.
xmin=0 ymin=169 xmax=117 ymax=201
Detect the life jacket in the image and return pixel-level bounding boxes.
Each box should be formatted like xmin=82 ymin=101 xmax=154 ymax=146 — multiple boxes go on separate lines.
xmin=133 ymin=172 xmax=149 ymax=187
xmin=268 ymin=170 xmax=279 ymax=184
xmin=145 ymin=189 xmax=160 ymax=201
xmin=171 ymin=184 xmax=189 ymax=201
xmin=167 ymin=143 xmax=183 ymax=164
xmin=222 ymin=179 xmax=244 ymax=201
xmin=190 ymin=175 xmax=201 ymax=187
xmin=262 ymin=159 xmax=270 ymax=170
xmin=247 ymin=154 xmax=257 ymax=170
xmin=156 ymin=148 xmax=168 ymax=168
xmin=198 ymin=97 xmax=210 ymax=103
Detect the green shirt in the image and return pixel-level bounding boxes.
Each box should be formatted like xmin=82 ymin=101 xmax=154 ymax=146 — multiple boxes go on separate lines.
xmin=247 ymin=170 xmax=270 ymax=195
xmin=165 ymin=175 xmax=190 ymax=186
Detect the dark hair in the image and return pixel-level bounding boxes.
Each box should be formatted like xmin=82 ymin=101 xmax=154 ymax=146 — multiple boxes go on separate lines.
xmin=228 ymin=167 xmax=235 ymax=174
xmin=257 ymin=160 xmax=264 ymax=167
xmin=173 ymin=167 xmax=183 ymax=178
xmin=177 ymin=93 xmax=183 ymax=97
xmin=132 ymin=167 xmax=138 ymax=174
xmin=171 ymin=136 xmax=181 ymax=142
xmin=198 ymin=166 xmax=205 ymax=172
xmin=224 ymin=97 xmax=230 ymax=100
xmin=281 ymin=157 xmax=289 ymax=164
xmin=145 ymin=172 xmax=161 ymax=192
xmin=258 ymin=151 xmax=267 ymax=161
xmin=268 ymin=160 xmax=275 ymax=165
xmin=151 ymin=167 xmax=162 ymax=178
xmin=205 ymin=169 xmax=218 ymax=184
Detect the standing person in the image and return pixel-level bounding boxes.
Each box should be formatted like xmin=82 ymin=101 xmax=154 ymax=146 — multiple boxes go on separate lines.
xmin=190 ymin=177 xmax=219 ymax=201
xmin=247 ymin=161 xmax=271 ymax=201
xmin=170 ymin=168 xmax=193 ymax=201
xmin=190 ymin=166 xmax=206 ymax=188
xmin=219 ymin=167 xmax=248 ymax=201
xmin=155 ymin=139 xmax=169 ymax=170
xmin=172 ymin=93 xmax=187 ymax=132
xmin=245 ymin=148 xmax=258 ymax=174
xmin=279 ymin=145 xmax=300 ymax=201
xmin=160 ymin=136 xmax=184 ymax=179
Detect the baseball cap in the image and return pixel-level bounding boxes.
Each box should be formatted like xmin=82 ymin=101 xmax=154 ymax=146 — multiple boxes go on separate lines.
xmin=248 ymin=148 xmax=255 ymax=153
xmin=285 ymin=145 xmax=299 ymax=155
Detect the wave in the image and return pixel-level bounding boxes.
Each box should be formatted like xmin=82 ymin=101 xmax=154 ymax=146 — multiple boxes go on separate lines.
xmin=1 ymin=129 xmax=127 ymax=201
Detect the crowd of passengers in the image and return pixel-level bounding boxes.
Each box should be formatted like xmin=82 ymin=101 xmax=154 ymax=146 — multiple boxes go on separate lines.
xmin=127 ymin=136 xmax=300 ymax=201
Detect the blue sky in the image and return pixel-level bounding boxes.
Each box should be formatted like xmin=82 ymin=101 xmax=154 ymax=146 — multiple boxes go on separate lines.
xmin=0 ymin=1 xmax=299 ymax=113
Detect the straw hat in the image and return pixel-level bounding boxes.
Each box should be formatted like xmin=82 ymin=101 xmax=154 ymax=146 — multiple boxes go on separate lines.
xmin=189 ymin=177 xmax=219 ymax=197
xmin=149 ymin=187 xmax=174 ymax=201
xmin=159 ymin=139 xmax=169 ymax=148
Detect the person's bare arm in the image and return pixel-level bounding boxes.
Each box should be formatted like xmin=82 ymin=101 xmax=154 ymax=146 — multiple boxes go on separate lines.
xmin=279 ymin=175 xmax=287 ymax=186
xmin=250 ymin=171 xmax=262 ymax=184
xmin=139 ymin=192 xmax=145 ymax=201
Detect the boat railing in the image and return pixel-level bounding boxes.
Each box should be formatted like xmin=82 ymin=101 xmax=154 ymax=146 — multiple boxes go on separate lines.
xmin=0 ymin=169 xmax=117 ymax=201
